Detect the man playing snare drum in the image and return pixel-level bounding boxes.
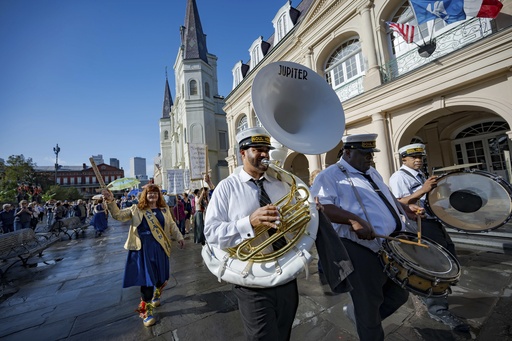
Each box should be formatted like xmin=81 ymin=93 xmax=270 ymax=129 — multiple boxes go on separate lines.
xmin=389 ymin=143 xmax=470 ymax=332
xmin=311 ymin=134 xmax=423 ymax=341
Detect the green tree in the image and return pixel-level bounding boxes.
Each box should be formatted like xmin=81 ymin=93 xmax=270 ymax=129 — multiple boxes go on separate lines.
xmin=0 ymin=155 xmax=37 ymax=203
xmin=46 ymin=185 xmax=83 ymax=201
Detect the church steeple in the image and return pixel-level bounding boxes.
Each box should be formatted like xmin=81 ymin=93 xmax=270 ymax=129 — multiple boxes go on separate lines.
xmin=162 ymin=70 xmax=173 ymax=118
xmin=181 ymin=0 xmax=209 ymax=64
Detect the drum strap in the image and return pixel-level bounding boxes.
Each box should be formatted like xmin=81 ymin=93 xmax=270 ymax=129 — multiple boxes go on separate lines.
xmin=361 ymin=174 xmax=402 ymax=232
xmin=337 ymin=164 xmax=381 ymax=248
xmin=337 ymin=164 xmax=418 ymax=235
xmin=399 ymin=168 xmax=423 ymax=190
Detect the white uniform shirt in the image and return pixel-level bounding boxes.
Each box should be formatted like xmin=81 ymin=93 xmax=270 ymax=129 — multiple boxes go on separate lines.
xmin=311 ymin=158 xmax=403 ymax=252
xmin=389 ymin=165 xmax=425 ymax=200
xmin=389 ymin=165 xmax=432 ymax=217
xmin=204 ymin=167 xmax=289 ymax=250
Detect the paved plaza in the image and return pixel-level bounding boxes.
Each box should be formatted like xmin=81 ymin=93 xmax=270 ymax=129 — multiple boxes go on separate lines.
xmin=1 ymin=218 xmax=512 ymax=341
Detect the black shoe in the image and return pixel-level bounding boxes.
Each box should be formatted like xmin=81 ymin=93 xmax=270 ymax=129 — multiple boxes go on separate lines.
xmin=428 ymin=310 xmax=470 ymax=332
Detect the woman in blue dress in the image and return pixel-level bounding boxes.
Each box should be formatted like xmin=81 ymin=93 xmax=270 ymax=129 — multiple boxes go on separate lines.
xmin=102 ymin=185 xmax=185 ymax=327
xmin=92 ymin=198 xmax=108 ymax=237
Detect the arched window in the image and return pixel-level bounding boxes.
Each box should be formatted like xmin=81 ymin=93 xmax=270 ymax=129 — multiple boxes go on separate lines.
xmin=251 ymin=46 xmax=260 ymax=67
xmin=237 ymin=115 xmax=248 ymax=134
xmin=205 ymin=82 xmax=210 ymax=98
xmin=164 ymin=131 xmax=169 ymax=140
xmin=189 ymin=80 xmax=197 ymax=96
xmin=456 ymin=121 xmax=509 ymax=138
xmin=254 ymin=116 xmax=262 ymax=128
xmin=453 ymin=121 xmax=511 ymax=176
xmin=233 ymin=66 xmax=241 ymax=87
xmin=276 ymin=13 xmax=288 ymax=41
xmin=325 ymin=38 xmax=365 ymax=90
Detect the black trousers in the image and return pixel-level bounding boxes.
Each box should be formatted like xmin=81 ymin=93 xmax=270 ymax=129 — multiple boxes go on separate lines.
xmin=233 ymin=279 xmax=298 ymax=341
xmin=341 ymin=238 xmax=409 ymax=341
xmin=140 ymin=282 xmax=165 ymax=302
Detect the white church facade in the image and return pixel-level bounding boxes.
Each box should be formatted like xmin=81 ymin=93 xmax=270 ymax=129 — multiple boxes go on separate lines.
xmin=156 ymin=0 xmax=229 ymax=192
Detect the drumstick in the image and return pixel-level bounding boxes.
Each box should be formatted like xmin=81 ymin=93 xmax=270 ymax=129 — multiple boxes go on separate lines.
xmin=375 ymin=234 xmax=429 ymax=248
xmin=417 ymin=212 xmax=422 ymax=245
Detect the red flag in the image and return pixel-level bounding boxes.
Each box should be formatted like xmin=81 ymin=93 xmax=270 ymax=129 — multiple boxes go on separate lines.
xmin=476 ymin=0 xmax=503 ymax=18
xmin=387 ymin=22 xmax=415 ymax=44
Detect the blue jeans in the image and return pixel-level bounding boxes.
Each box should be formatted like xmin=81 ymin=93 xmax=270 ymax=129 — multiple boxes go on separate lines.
xmin=46 ymin=212 xmax=54 ymax=227
xmin=14 ymin=220 xmax=31 ymax=231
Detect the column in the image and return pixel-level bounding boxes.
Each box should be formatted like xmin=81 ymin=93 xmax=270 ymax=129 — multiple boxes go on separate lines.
xmin=372 ymin=112 xmax=392 ymax=182
xmin=359 ymin=2 xmax=381 ymax=89
xmin=307 ymin=154 xmax=321 ymax=172
xmin=305 ymin=47 xmax=314 ymax=69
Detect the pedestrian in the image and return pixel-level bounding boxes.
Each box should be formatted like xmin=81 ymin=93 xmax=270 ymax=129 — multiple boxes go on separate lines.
xmin=311 ymin=133 xmax=423 ymax=341
xmin=0 ymin=204 xmax=15 ymax=233
xmin=14 ymin=200 xmax=32 ymax=231
xmin=204 ymin=127 xmax=298 ymax=340
xmin=92 ymin=198 xmax=108 ymax=237
xmin=389 ymin=143 xmax=470 ymax=332
xmin=102 ymin=184 xmax=185 ymax=327
xmin=28 ymin=202 xmax=39 ymax=229
xmin=182 ymin=192 xmax=192 ymax=234
xmin=193 ymin=187 xmax=208 ymax=245
xmin=173 ymin=195 xmax=186 ymax=235
xmin=36 ymin=203 xmax=45 ymax=223
xmin=73 ymin=199 xmax=87 ymax=224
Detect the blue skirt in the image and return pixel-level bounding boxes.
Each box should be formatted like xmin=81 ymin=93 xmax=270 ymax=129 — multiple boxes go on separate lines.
xmin=123 ymin=209 xmax=170 ymax=288
xmin=92 ymin=211 xmax=108 ymax=232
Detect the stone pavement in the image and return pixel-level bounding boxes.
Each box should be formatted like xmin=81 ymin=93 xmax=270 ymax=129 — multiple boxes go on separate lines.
xmin=1 ymin=219 xmax=512 ymax=341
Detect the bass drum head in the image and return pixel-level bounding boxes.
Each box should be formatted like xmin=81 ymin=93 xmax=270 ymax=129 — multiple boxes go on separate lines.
xmin=426 ymin=171 xmax=512 ymax=232
xmin=386 ymin=232 xmax=460 ymax=280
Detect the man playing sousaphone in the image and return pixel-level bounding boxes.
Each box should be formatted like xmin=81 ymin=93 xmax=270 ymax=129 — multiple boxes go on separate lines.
xmin=204 ymin=127 xmax=300 ymax=340
xmin=389 ymin=143 xmax=470 ymax=332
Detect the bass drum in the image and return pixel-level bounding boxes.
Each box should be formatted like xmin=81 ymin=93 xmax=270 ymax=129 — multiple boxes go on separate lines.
xmin=379 ymin=231 xmax=460 ymax=298
xmin=426 ymin=170 xmax=512 ymax=232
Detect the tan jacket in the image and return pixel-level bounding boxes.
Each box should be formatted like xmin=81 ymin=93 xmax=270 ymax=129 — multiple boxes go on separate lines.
xmin=107 ymin=202 xmax=183 ymax=252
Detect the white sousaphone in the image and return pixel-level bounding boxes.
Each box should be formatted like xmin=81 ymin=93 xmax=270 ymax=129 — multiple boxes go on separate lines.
xmin=202 ymin=61 xmax=345 ymax=287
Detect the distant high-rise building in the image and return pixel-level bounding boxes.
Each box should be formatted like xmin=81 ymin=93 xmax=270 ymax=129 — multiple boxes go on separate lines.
xmin=109 ymin=158 xmax=120 ymax=169
xmin=130 ymin=157 xmax=146 ymax=178
xmin=91 ymin=154 xmax=104 ymax=165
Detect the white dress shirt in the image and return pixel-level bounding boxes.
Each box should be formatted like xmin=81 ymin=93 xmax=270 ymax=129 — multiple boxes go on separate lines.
xmin=389 ymin=165 xmax=435 ymax=218
xmin=311 ymin=158 xmax=403 ymax=252
xmin=204 ymin=167 xmax=289 ymax=250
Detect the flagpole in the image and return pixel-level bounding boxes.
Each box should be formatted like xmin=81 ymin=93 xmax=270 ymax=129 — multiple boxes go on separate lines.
xmin=408 ymin=0 xmax=428 ymax=46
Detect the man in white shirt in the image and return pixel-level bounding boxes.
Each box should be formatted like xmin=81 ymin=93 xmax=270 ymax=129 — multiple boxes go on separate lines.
xmin=311 ymin=134 xmax=422 ymax=341
xmin=389 ymin=143 xmax=470 ymax=332
xmin=204 ymin=127 xmax=297 ymax=341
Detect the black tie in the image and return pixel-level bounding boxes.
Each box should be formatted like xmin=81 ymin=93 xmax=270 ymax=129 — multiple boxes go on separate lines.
xmin=253 ymin=178 xmax=271 ymax=207
xmin=251 ymin=178 xmax=286 ymax=250
xmin=362 ymin=174 xmax=402 ymax=232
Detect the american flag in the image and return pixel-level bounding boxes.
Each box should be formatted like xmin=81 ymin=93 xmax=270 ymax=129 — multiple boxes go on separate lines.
xmin=387 ymin=22 xmax=415 ymax=44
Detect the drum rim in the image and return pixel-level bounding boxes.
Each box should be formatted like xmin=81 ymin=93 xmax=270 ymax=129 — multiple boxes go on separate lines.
xmin=382 ymin=231 xmax=461 ymax=280
xmin=425 ymin=169 xmax=512 ymax=232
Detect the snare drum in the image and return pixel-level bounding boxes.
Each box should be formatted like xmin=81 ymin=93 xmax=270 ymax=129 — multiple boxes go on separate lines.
xmin=426 ymin=170 xmax=512 ymax=232
xmin=379 ymin=231 xmax=460 ymax=298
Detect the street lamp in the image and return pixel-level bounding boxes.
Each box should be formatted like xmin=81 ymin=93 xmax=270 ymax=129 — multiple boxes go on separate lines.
xmin=53 ymin=144 xmax=60 ymax=184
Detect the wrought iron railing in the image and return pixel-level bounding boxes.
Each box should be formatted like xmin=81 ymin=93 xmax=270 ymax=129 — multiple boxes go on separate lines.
xmin=381 ymin=18 xmax=494 ymax=83
xmin=334 ymin=75 xmax=365 ymax=102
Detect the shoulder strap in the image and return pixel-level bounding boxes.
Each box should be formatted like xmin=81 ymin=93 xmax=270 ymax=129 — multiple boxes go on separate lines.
xmin=399 ymin=168 xmax=423 ymax=190
xmin=336 ymin=164 xmax=382 ymax=248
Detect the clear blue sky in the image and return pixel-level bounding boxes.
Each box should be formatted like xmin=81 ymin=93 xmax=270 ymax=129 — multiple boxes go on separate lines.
xmin=0 ymin=0 xmax=284 ymax=178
